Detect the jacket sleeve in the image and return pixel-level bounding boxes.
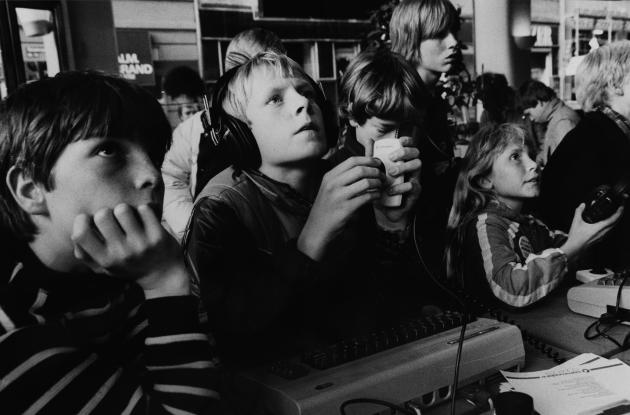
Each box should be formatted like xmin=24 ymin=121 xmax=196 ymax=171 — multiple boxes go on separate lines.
xmin=0 ymin=281 xmax=221 ymax=414
xmin=161 ymin=117 xmax=199 ymax=243
xmin=184 ymin=197 xmax=322 ymax=336
xmin=470 ymin=213 xmax=568 ymax=308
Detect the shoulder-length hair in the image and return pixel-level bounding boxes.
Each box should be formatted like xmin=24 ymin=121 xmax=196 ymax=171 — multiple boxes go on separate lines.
xmin=445 ymin=123 xmax=528 ymax=279
xmin=389 ymin=0 xmax=460 ymax=66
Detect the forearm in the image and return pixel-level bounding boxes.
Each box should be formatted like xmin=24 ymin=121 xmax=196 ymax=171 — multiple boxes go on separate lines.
xmin=143 ymin=296 xmax=220 ymax=413
xmin=0 ymin=291 xmax=220 ymax=414
xmin=485 ymin=248 xmax=568 ymax=308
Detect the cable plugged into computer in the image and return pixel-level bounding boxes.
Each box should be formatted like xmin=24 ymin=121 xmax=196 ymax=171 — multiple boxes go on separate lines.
xmin=601 ymin=305 xmax=630 ymax=324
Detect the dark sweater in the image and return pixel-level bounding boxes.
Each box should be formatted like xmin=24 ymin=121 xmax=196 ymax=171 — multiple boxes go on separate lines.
xmin=186 ymin=167 xmax=444 ymax=366
xmin=540 ymin=110 xmax=630 ymax=270
xmin=0 ymin=240 xmax=221 ymax=414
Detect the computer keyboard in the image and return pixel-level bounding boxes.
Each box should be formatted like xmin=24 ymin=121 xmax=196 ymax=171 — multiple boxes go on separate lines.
xmin=300 ymin=310 xmax=475 ymax=371
xmin=237 ymin=315 xmax=524 ymax=415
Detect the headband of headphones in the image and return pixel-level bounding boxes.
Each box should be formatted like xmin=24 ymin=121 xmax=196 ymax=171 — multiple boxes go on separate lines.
xmin=207 ymin=64 xmax=338 ymax=170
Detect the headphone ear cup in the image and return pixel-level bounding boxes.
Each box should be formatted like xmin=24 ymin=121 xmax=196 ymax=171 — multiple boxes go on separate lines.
xmin=223 ymin=115 xmax=261 ymax=169
xmin=210 ymin=66 xmax=262 ymax=170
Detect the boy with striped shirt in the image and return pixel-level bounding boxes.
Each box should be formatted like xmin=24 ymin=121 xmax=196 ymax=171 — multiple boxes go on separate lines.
xmin=0 ymin=72 xmax=221 ymax=414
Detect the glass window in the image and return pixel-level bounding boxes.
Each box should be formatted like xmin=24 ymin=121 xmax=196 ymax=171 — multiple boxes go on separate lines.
xmin=15 ymin=8 xmax=60 ymax=83
xmin=317 ymin=42 xmax=333 ymax=79
xmin=201 ymin=40 xmax=221 ymax=81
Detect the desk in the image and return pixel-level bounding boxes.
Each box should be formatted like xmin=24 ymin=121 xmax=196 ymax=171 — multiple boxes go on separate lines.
xmin=493 ymin=288 xmax=630 ymax=364
xmin=427 ymin=288 xmax=630 ymax=414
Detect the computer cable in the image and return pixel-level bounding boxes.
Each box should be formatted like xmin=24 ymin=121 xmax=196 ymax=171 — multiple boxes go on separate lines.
xmin=584 ymin=271 xmax=630 ymax=349
xmin=411 ymin=215 xmax=469 ymax=415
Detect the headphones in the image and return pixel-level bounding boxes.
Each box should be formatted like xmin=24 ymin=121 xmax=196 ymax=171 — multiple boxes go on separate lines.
xmin=206 ymin=66 xmax=338 ymax=170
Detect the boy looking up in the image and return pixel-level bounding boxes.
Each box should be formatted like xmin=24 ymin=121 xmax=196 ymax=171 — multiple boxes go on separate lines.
xmin=185 ymin=52 xmax=423 ymax=366
xmin=0 ymin=71 xmax=220 ymax=414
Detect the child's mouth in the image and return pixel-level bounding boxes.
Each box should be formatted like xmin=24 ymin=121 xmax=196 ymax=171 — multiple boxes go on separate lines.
xmin=295 ymin=122 xmax=319 ymax=134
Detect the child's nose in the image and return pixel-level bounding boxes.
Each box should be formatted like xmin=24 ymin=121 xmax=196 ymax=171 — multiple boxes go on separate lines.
xmin=133 ymin=153 xmax=160 ymax=190
xmin=525 ymin=154 xmax=538 ymax=170
xmin=288 ymin=88 xmax=311 ymax=115
xmin=445 ymin=32 xmax=458 ymax=49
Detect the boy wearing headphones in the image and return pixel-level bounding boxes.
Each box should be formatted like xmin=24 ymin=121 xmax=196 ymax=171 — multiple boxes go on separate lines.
xmin=0 ymin=72 xmax=220 ymax=414
xmin=184 ymin=52 xmax=422 ymax=365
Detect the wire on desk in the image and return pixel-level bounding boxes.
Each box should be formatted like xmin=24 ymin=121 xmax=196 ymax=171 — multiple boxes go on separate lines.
xmin=584 ymin=272 xmax=630 ymax=352
xmin=412 ymin=216 xmax=469 ymax=415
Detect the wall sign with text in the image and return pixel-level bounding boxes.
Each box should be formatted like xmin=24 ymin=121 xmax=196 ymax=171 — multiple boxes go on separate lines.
xmin=116 ymin=29 xmax=155 ymax=86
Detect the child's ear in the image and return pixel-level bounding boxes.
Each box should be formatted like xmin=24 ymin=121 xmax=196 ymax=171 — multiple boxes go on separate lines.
xmin=6 ymin=166 xmax=48 ymax=215
xmin=478 ymin=176 xmax=493 ymax=190
xmin=348 ymin=118 xmax=360 ymax=128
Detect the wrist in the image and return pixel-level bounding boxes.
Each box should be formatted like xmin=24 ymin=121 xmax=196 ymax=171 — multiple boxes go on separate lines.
xmin=141 ymin=264 xmax=191 ymax=299
xmin=297 ymin=231 xmax=326 ymax=261
xmin=559 ymin=242 xmax=581 ymax=264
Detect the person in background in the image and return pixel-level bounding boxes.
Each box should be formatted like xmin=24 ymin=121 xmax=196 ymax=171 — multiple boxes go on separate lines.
xmin=519 ymin=80 xmax=580 ymax=166
xmin=446 ymin=123 xmax=620 ymax=309
xmin=540 ymin=40 xmax=630 ymax=271
xmin=160 ymin=65 xmax=205 ymax=128
xmin=161 ymin=28 xmax=285 ymax=242
xmin=224 ymin=27 xmax=287 ymax=71
xmin=476 ymin=72 xmax=521 ymax=127
xmin=0 ymin=71 xmax=221 ymax=414
xmin=389 ymin=0 xmax=462 ymax=278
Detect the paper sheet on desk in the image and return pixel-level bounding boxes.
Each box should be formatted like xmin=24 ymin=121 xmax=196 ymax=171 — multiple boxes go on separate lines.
xmin=501 ymin=354 xmax=630 ymax=415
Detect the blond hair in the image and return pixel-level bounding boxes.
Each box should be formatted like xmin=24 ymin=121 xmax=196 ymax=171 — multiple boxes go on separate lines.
xmin=222 ymin=52 xmax=311 ymax=123
xmin=224 ymin=28 xmax=286 ymax=71
xmin=576 ymin=40 xmax=630 ymax=111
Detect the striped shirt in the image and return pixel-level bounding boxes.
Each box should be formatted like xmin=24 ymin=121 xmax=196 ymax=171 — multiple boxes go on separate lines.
xmin=0 ymin=243 xmax=221 ymax=414
xmin=461 ymin=202 xmax=569 ymax=308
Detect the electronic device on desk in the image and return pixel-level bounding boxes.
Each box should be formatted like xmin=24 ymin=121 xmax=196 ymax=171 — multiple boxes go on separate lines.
xmin=568 ymin=270 xmax=630 ymax=319
xmin=576 ymin=268 xmax=615 ymax=284
xmin=235 ymin=311 xmax=525 ymax=415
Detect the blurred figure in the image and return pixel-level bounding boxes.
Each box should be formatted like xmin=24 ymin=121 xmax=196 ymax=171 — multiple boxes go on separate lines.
xmin=519 ymin=80 xmax=579 ymax=166
xmin=160 ymin=65 xmax=204 ymax=128
xmin=161 ymin=28 xmax=286 ymax=242
xmin=540 ymin=40 xmax=630 ymax=270
xmin=476 ymin=72 xmax=521 ymax=126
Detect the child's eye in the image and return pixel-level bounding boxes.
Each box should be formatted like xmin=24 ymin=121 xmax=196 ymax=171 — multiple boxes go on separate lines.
xmin=377 ymin=126 xmax=396 ymax=135
xmin=267 ymin=95 xmax=282 ymax=105
xmin=95 ymin=142 xmax=122 ymax=158
xmin=509 ymin=152 xmax=521 ymax=161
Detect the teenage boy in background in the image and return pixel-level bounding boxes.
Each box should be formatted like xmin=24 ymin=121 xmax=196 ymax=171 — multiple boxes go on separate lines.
xmin=0 ymin=71 xmax=221 ymax=414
